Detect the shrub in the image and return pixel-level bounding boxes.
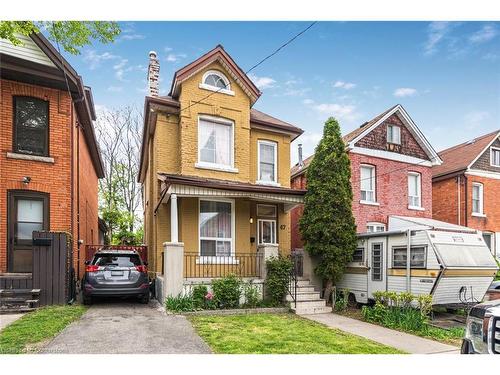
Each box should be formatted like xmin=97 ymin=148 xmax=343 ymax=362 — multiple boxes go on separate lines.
xmin=243 ymin=282 xmax=260 ymax=308
xmin=334 ymin=288 xmax=350 ymax=312
xmin=192 ymin=285 xmax=209 ymax=309
xmin=212 ymin=274 xmax=242 ymax=309
xmin=265 ymin=255 xmax=293 ymax=305
xmin=165 ymin=294 xmax=195 ymax=313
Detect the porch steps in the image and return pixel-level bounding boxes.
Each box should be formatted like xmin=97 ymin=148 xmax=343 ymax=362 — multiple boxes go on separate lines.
xmin=288 ymin=279 xmax=331 ymax=315
xmin=0 ymin=289 xmax=40 ymax=314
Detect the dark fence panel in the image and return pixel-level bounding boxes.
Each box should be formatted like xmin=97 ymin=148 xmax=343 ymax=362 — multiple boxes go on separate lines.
xmin=32 ymin=231 xmax=73 ymax=306
xmin=184 ymin=252 xmax=263 ymax=279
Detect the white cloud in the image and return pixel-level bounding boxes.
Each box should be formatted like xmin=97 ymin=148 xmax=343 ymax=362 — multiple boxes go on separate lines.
xmin=469 ymin=24 xmax=498 ymax=44
xmin=83 ymin=50 xmax=119 ymax=70
xmin=304 ymin=99 xmax=360 ymax=123
xmin=283 ymin=87 xmax=311 ymax=97
xmin=464 ymin=111 xmax=490 ymax=129
xmin=107 ymin=86 xmax=123 ymax=92
xmin=248 ymin=74 xmax=276 ymax=90
xmin=333 ymin=80 xmax=356 ymax=90
xmin=120 ymin=33 xmax=146 ymax=41
xmin=424 ymin=22 xmax=453 ymax=56
xmin=393 ymin=87 xmax=418 ymax=97
xmin=113 ymin=59 xmax=132 ymax=81
xmin=291 ymin=132 xmax=323 ymax=166
xmin=165 ymin=53 xmax=187 ymax=63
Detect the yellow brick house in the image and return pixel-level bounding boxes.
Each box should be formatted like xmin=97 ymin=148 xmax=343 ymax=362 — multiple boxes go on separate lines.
xmin=138 ymin=46 xmax=305 ymax=298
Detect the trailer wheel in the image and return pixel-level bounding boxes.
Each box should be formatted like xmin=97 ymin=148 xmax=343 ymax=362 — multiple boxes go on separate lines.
xmin=348 ymin=293 xmax=358 ymax=308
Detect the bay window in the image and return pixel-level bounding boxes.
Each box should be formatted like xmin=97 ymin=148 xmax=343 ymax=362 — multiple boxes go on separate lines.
xmin=199 ymin=200 xmax=233 ymax=257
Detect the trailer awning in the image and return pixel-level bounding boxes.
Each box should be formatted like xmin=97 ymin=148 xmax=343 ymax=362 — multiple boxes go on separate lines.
xmin=434 ymin=244 xmax=499 ymax=269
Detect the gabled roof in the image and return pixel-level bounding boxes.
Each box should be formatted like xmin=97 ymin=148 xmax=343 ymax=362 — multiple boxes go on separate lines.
xmin=169 ymin=45 xmax=261 ymax=105
xmin=432 ymin=129 xmax=500 ymax=179
xmin=291 ymin=104 xmax=442 ymax=178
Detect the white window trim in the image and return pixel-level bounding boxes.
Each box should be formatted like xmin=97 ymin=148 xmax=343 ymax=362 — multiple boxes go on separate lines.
xmin=471 ymin=182 xmax=485 ymax=216
xmin=197 ymin=115 xmax=238 ymax=173
xmin=391 ymin=246 xmax=427 ymax=269
xmin=387 ymin=125 xmax=401 ymax=145
xmin=360 ymin=164 xmax=377 ymax=204
xmin=198 ymin=198 xmax=236 ymax=263
xmin=408 ymin=172 xmax=422 ymax=210
xmin=366 ymin=222 xmax=386 ymax=233
xmin=490 ymin=147 xmax=500 ymax=167
xmin=257 ymin=140 xmax=280 ymax=186
xmin=257 ymin=219 xmax=277 ymax=245
xmin=199 ymin=70 xmax=235 ymax=96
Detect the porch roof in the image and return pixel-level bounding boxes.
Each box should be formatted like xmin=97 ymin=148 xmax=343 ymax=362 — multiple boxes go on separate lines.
xmin=156 ymin=173 xmax=305 ymax=211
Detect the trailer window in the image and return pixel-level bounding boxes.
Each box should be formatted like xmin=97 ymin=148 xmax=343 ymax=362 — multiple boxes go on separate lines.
xmin=392 ymin=246 xmax=426 ymax=268
xmin=352 ymin=248 xmax=364 ymax=263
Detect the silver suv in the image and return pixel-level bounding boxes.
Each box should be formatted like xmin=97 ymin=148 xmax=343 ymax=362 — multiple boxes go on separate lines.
xmin=82 ymin=250 xmax=150 ymax=305
xmin=461 ymin=299 xmax=500 ymax=354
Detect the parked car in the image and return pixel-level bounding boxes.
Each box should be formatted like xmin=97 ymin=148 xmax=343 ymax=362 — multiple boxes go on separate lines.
xmin=82 ymin=250 xmax=150 ymax=305
xmin=461 ymin=299 xmax=500 ymax=354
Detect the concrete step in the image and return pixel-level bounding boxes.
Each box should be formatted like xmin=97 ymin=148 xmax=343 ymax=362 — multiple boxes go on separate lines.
xmin=292 ymin=306 xmax=332 ymax=315
xmin=290 ymin=285 xmax=316 ymax=293
xmin=286 ymin=292 xmax=321 ymax=302
xmin=293 ymin=299 xmax=327 ymax=309
xmin=296 ymin=279 xmax=311 ymax=287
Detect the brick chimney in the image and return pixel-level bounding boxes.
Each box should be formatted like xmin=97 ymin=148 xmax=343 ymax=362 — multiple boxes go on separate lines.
xmin=147 ymin=51 xmax=159 ymax=97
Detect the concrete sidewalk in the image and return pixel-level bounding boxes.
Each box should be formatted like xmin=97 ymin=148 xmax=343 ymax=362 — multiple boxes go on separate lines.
xmin=0 ymin=313 xmax=25 ymax=331
xmin=301 ymin=313 xmax=460 ymax=354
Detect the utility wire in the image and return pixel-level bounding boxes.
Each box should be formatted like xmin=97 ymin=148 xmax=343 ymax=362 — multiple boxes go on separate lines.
xmin=179 ymin=21 xmax=317 ymax=114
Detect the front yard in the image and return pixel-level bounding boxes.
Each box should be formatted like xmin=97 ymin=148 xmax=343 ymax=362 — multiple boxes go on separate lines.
xmin=0 ymin=305 xmax=87 ymax=354
xmin=188 ymin=313 xmax=404 ymax=354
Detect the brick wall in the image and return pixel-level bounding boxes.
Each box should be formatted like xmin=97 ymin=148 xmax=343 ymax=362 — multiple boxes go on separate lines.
xmin=355 ymin=114 xmax=429 ymax=160
xmin=290 ymin=151 xmax=433 ymax=248
xmin=432 ymin=176 xmax=461 ymax=225
xmin=465 ymin=175 xmax=500 ymax=233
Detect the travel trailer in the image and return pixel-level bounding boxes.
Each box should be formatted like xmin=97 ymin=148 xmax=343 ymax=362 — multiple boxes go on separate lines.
xmin=337 ymin=216 xmax=499 ymax=307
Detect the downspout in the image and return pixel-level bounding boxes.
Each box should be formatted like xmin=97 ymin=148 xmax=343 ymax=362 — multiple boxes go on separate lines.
xmin=76 ymin=120 xmax=81 ymax=280
xmin=457 ymin=175 xmax=461 ymax=226
xmin=406 ymin=229 xmax=411 ymax=293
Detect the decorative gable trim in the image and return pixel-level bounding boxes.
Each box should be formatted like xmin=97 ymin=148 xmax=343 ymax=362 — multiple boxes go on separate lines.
xmin=346 ymin=104 xmax=442 ymax=166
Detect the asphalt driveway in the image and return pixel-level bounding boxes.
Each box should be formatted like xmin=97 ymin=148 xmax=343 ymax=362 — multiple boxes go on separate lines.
xmin=41 ymin=299 xmax=211 ymax=354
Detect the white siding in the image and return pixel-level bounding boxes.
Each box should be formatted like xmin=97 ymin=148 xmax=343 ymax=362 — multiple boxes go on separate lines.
xmin=0 ymin=34 xmax=56 ymax=67
xmin=337 ymin=273 xmax=367 ymax=292
xmin=387 ymin=276 xmax=435 ymax=296
xmin=432 ymin=276 xmax=494 ymax=305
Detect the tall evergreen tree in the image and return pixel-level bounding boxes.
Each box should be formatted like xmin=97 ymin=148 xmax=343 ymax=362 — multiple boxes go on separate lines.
xmin=299 ymin=117 xmax=357 ymax=302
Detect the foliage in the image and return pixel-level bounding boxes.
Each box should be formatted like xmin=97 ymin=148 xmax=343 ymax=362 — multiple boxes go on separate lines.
xmin=212 ymin=274 xmax=242 ymax=309
xmin=334 ymin=288 xmax=350 ymax=312
xmin=299 ymin=117 xmax=357 ymax=301
xmin=188 ymin=313 xmax=403 ymax=354
xmin=191 ymin=285 xmax=217 ymax=310
xmin=495 ymin=258 xmax=500 ymax=281
xmin=243 ymin=282 xmax=260 ymax=308
xmin=165 ymin=294 xmax=196 ymax=313
xmin=0 ymin=305 xmax=87 ymax=354
xmin=264 ymin=256 xmax=293 ymax=305
xmin=0 ymin=21 xmax=120 ymax=55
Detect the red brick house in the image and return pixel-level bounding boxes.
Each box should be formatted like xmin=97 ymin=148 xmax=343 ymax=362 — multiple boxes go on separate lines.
xmin=432 ymin=130 xmax=500 ymax=258
xmin=290 ymin=104 xmax=442 ymax=249
xmin=0 ymin=33 xmax=104 ymax=280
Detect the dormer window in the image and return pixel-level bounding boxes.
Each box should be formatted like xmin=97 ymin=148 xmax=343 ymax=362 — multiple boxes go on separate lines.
xmin=200 ymin=70 xmax=234 ymax=96
xmin=387 ymin=125 xmax=401 ymax=145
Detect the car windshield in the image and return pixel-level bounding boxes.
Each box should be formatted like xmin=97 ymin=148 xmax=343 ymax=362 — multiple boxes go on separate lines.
xmin=93 ymin=254 xmax=141 ymax=267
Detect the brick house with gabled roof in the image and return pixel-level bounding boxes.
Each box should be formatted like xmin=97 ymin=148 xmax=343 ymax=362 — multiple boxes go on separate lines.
xmin=290 ymin=104 xmax=442 ymax=250
xmin=0 ymin=33 xmax=103 ymax=282
xmin=432 ymin=130 xmax=500 ymax=258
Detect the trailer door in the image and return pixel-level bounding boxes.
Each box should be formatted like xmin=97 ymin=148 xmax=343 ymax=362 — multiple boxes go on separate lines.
xmin=368 ymin=241 xmax=386 ymax=298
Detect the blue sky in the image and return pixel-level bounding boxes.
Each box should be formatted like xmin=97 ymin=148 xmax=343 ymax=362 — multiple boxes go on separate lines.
xmin=62 ymin=21 xmax=500 ymax=164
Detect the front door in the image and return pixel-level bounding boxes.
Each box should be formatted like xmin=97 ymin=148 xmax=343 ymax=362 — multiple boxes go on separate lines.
xmin=8 ymin=191 xmax=49 ymax=272
xmin=368 ymin=242 xmax=386 ymax=298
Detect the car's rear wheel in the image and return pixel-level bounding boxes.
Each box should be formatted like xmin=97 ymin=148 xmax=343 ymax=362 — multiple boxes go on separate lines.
xmin=140 ymin=292 xmax=150 ymax=304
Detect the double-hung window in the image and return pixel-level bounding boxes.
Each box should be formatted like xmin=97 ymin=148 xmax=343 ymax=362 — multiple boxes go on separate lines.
xmin=13 ymin=96 xmax=49 ymax=156
xmin=392 ymin=246 xmax=426 ymax=268
xmin=387 ymin=125 xmax=401 ymax=144
xmin=472 ymin=183 xmax=484 ymax=215
xmin=198 ymin=116 xmax=234 ymax=171
xmin=408 ymin=172 xmax=422 ymax=208
xmin=258 ymin=140 xmax=278 ymax=184
xmin=199 ymin=200 xmax=233 ymax=257
xmin=491 ymin=148 xmax=500 ymax=167
xmin=360 ymin=165 xmax=376 ymax=203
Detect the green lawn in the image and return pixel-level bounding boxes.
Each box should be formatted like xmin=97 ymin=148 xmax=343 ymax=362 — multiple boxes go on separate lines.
xmin=0 ymin=304 xmax=87 ymax=354
xmin=188 ymin=313 xmax=404 ymax=354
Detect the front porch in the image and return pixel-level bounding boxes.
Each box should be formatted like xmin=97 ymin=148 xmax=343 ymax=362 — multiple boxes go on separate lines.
xmin=154 ymin=173 xmax=305 ymax=299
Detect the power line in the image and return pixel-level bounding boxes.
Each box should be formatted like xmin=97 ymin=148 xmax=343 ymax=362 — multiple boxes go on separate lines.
xmin=179 ymin=21 xmax=317 ymax=114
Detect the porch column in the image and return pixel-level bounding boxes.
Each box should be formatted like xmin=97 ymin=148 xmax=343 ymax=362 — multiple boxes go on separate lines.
xmin=163 ymin=241 xmax=184 ymax=298
xmin=257 ymin=244 xmax=279 ymax=279
xmin=170 ymin=193 xmax=178 ymax=243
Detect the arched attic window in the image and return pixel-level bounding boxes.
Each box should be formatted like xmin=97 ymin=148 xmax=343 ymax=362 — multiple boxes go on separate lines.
xmin=200 ymin=70 xmax=234 ymax=95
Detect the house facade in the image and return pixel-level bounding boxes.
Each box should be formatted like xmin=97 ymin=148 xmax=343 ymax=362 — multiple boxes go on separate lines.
xmin=138 ymin=46 xmax=304 ymax=293
xmin=290 ymin=105 xmax=442 ymax=249
xmin=432 ymin=130 xmax=500 ymax=258
xmin=0 ymin=33 xmax=103 ymax=280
